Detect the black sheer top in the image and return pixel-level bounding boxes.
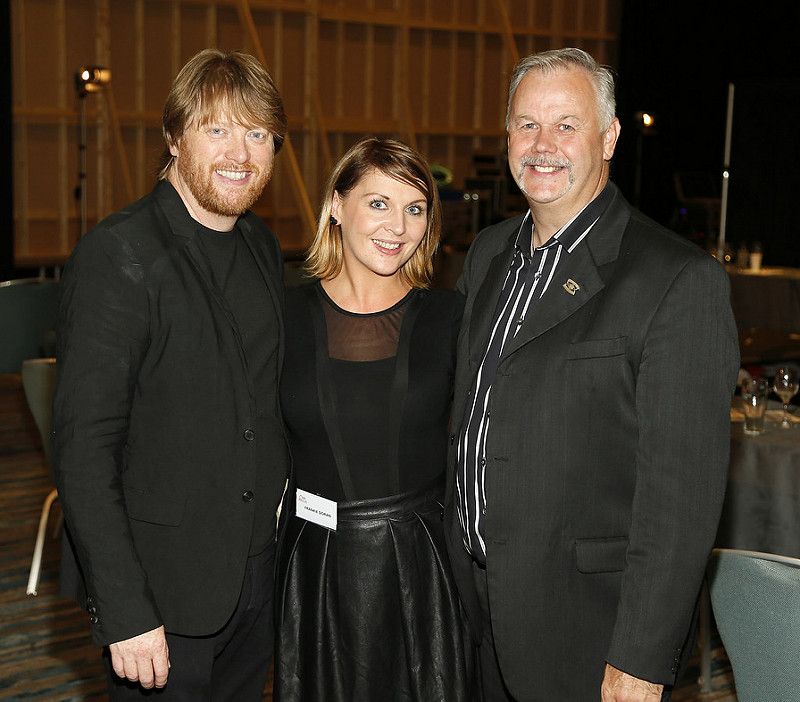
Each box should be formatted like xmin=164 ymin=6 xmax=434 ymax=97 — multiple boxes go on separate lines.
xmin=280 ymin=281 xmax=464 ymax=501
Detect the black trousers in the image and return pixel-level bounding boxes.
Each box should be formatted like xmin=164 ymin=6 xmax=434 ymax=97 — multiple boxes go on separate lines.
xmin=105 ymin=544 xmax=275 ymax=701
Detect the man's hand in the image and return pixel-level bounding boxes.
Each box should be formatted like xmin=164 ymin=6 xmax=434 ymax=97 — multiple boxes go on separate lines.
xmin=109 ymin=625 xmax=170 ymax=689
xmin=601 ymin=663 xmax=663 ymax=701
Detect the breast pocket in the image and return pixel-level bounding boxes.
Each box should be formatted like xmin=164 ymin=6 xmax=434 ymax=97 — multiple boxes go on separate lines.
xmin=563 ymin=336 xmax=633 ymax=411
xmin=575 ymin=536 xmax=629 ymax=573
xmin=567 ymin=336 xmax=627 ymax=360
xmin=123 ymin=483 xmax=186 ymax=527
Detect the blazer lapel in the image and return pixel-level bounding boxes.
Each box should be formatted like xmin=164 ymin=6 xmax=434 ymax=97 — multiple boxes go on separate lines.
xmin=502 ymin=243 xmax=604 ymax=358
xmin=501 ymin=186 xmax=631 ymax=358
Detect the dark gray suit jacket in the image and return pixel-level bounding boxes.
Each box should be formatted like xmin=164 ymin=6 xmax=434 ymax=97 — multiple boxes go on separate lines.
xmin=445 ymin=184 xmax=739 ymax=700
xmin=54 ymin=181 xmax=289 ymax=646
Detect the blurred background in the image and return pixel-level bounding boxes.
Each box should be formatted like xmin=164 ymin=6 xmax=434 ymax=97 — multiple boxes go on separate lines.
xmin=2 ymin=0 xmax=797 ymax=279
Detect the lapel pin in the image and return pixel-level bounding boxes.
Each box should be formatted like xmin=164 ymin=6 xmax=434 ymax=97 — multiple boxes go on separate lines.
xmin=562 ymin=278 xmax=580 ymax=296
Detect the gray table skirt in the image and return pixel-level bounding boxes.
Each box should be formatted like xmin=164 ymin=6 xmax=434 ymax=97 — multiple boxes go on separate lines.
xmin=716 ymin=421 xmax=800 ymax=558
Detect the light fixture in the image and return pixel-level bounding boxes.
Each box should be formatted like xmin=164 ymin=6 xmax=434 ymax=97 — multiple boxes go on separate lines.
xmin=633 ymin=111 xmax=657 ymax=207
xmin=74 ymin=65 xmax=112 ymax=235
xmin=634 ymin=111 xmax=656 ymax=131
xmin=75 ymin=66 xmax=111 ymax=96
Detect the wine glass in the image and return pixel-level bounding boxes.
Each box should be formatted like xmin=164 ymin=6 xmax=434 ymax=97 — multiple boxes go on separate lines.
xmin=773 ymin=367 xmax=799 ymax=428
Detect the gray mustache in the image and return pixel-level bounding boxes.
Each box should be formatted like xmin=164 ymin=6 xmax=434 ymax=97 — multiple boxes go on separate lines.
xmin=519 ymin=157 xmax=571 ymax=169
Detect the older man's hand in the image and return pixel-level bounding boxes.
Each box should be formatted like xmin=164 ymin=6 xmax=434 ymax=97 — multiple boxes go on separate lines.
xmin=601 ymin=663 xmax=663 ymax=702
xmin=109 ymin=625 xmax=170 ymax=689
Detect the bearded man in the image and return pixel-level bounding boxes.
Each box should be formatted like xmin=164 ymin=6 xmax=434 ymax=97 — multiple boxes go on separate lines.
xmin=54 ymin=49 xmax=290 ymax=700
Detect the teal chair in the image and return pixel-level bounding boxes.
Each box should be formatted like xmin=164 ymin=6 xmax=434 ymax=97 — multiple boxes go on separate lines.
xmin=0 ymin=278 xmax=59 ymax=373
xmin=707 ymin=548 xmax=800 ymax=701
xmin=21 ymin=358 xmax=59 ymax=596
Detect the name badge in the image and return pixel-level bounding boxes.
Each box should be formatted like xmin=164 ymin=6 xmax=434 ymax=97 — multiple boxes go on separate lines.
xmin=296 ymin=488 xmax=337 ymax=531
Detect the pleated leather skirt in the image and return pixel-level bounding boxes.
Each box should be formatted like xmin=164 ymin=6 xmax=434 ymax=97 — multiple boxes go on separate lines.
xmin=274 ymin=477 xmax=472 ymax=701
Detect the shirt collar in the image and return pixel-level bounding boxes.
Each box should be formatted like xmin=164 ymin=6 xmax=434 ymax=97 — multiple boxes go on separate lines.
xmin=513 ymin=182 xmax=617 ymax=257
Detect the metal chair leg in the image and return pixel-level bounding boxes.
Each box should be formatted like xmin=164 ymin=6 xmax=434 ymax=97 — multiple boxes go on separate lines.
xmin=26 ymin=489 xmax=59 ymax=596
xmin=698 ymin=579 xmax=714 ymax=693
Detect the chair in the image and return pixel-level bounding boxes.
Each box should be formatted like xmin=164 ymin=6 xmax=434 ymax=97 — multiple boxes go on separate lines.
xmin=0 ymin=278 xmax=59 ymax=373
xmin=21 ymin=358 xmax=59 ymax=596
xmin=707 ymin=548 xmax=800 ymax=701
xmin=673 ymin=171 xmax=721 ymax=237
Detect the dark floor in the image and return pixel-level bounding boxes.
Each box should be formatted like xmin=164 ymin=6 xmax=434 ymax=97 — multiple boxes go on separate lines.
xmin=0 ymin=372 xmax=733 ymax=700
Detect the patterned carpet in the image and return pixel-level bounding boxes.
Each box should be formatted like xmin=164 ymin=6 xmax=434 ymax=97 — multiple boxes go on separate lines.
xmin=0 ymin=372 xmax=734 ymax=700
xmin=0 ymin=374 xmax=106 ymax=699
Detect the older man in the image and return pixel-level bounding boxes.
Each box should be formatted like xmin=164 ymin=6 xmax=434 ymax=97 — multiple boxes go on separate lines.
xmin=445 ymin=48 xmax=738 ymax=700
xmin=54 ymin=49 xmax=289 ymax=700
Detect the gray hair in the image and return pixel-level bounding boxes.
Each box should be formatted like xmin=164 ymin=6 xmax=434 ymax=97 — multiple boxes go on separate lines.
xmin=505 ymin=47 xmax=616 ymax=131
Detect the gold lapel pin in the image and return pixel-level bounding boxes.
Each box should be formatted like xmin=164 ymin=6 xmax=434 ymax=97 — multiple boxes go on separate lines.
xmin=562 ymin=278 xmax=580 ymax=296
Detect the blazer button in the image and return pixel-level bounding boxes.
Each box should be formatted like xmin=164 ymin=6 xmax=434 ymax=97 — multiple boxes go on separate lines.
xmin=449 ymin=433 xmax=456 ymax=445
xmin=89 ymin=615 xmax=99 ymax=625
xmin=242 ymin=490 xmax=255 ymax=503
xmin=243 ymin=429 xmax=255 ymax=441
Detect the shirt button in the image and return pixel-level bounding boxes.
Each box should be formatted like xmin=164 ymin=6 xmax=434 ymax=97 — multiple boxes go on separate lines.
xmin=243 ymin=429 xmax=255 ymax=441
xmin=480 ymin=458 xmax=486 ymax=466
xmin=89 ymin=615 xmax=99 ymax=625
xmin=242 ymin=490 xmax=254 ymax=502
xmin=449 ymin=433 xmax=456 ymax=445
xmin=534 ymin=272 xmax=542 ymax=280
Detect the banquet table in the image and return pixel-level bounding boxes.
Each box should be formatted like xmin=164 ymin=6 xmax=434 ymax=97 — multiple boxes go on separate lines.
xmin=716 ymin=418 xmax=800 ymax=558
xmin=727 ymin=266 xmax=800 ymax=333
xmin=699 ymin=412 xmax=800 ymax=693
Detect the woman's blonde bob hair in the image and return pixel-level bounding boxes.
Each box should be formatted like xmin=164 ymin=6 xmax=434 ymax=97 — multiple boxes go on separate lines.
xmin=305 ymin=137 xmax=442 ymax=289
xmin=157 ymin=49 xmax=287 ymax=180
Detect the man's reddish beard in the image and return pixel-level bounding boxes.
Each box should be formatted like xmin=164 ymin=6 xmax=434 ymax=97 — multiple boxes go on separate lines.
xmin=177 ymin=149 xmax=272 ymax=217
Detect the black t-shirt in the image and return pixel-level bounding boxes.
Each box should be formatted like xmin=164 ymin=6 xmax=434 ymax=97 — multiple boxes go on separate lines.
xmin=197 ymin=223 xmax=281 ymax=554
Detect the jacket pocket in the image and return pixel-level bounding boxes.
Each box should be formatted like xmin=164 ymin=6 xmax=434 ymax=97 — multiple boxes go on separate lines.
xmin=123 ymin=483 xmax=186 ymax=527
xmin=575 ymin=536 xmax=628 ymax=573
xmin=566 ymin=337 xmax=627 ymax=360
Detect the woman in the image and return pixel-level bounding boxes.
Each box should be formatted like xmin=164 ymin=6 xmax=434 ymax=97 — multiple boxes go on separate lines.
xmin=275 ymin=137 xmax=470 ymax=700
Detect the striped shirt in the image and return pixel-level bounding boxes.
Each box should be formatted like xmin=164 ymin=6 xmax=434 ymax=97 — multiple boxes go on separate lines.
xmin=455 ymin=184 xmax=615 ymax=563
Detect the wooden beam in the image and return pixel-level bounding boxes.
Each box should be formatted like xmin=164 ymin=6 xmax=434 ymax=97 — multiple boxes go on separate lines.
xmin=11 ymin=0 xmax=30 ymax=260
xmin=95 ymin=0 xmax=111 ymax=222
xmin=135 ymin=0 xmax=145 ymax=195
xmin=398 ymin=1 xmax=417 ymax=149
xmin=104 ymin=88 xmax=135 ymax=204
xmin=491 ymin=0 xmax=519 ymax=66
xmin=56 ymin=0 xmax=69 ymax=254
xmin=309 ymin=1 xmax=332 ymax=172
xmin=235 ymin=0 xmax=317 ymax=239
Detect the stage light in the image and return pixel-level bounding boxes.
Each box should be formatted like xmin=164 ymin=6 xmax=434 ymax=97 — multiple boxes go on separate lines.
xmin=633 ymin=111 xmax=657 ymax=206
xmin=74 ymin=65 xmax=112 ymax=235
xmin=75 ymin=66 xmax=111 ymax=96
xmin=634 ymin=111 xmax=656 ymax=131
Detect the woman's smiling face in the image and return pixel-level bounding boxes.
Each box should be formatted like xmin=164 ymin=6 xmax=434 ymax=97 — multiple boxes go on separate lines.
xmin=331 ymin=169 xmax=429 ymax=281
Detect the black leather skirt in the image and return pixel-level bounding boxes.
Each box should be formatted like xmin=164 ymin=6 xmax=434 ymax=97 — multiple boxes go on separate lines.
xmin=274 ymin=477 xmax=472 ymax=701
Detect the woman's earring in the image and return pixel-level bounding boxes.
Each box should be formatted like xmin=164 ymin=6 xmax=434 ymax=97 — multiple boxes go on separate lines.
xmin=330 ymin=216 xmax=338 ymax=227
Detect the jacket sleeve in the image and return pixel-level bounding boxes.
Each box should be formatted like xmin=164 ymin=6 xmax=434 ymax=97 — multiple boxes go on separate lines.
xmin=53 ymin=228 xmax=162 ymax=647
xmin=605 ymin=254 xmax=739 ymax=684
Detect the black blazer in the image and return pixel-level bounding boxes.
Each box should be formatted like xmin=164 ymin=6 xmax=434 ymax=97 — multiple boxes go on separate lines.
xmin=445 ymin=184 xmax=739 ymax=700
xmin=54 ymin=181 xmax=289 ymax=646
